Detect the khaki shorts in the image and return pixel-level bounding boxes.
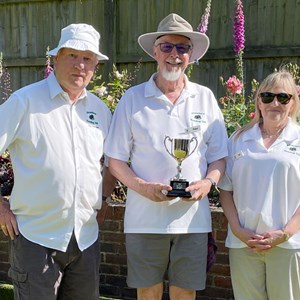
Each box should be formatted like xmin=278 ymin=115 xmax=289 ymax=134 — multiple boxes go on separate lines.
xmin=126 ymin=233 xmax=208 ymax=291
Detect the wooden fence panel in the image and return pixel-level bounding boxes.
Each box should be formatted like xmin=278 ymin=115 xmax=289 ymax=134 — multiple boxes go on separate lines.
xmin=0 ymin=0 xmax=300 ymax=104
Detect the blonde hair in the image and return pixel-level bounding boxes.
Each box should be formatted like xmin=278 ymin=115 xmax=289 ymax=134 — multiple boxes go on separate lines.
xmin=233 ymin=69 xmax=300 ymax=139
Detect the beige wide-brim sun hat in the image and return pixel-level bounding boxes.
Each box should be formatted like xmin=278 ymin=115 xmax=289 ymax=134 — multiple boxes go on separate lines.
xmin=48 ymin=23 xmax=109 ymax=61
xmin=138 ymin=13 xmax=210 ymax=63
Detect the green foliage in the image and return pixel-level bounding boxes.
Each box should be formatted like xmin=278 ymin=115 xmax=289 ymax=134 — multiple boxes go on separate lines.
xmin=0 ymin=284 xmax=14 ymax=300
xmin=89 ymin=63 xmax=140 ymax=113
xmin=89 ymin=64 xmax=142 ymax=202
xmin=276 ymin=62 xmax=300 ymax=87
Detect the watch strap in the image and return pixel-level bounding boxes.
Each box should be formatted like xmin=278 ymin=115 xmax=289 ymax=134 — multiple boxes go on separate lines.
xmin=204 ymin=177 xmax=219 ymax=192
xmin=282 ymin=230 xmax=290 ymax=241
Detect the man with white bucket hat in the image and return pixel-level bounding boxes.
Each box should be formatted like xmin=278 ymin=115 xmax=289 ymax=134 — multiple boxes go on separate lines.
xmin=105 ymin=13 xmax=228 ymax=299
xmin=0 ymin=23 xmax=116 ymax=299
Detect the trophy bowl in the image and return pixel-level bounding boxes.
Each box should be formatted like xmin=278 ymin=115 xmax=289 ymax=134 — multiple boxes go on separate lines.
xmin=164 ymin=136 xmax=198 ymax=197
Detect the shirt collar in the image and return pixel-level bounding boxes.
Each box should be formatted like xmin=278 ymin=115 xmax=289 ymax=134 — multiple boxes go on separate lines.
xmin=241 ymin=118 xmax=300 ymax=143
xmin=46 ymin=71 xmax=87 ymax=102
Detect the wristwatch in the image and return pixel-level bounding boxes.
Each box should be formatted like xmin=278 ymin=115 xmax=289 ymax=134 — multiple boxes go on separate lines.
xmin=282 ymin=230 xmax=290 ymax=241
xmin=204 ymin=177 xmax=219 ymax=192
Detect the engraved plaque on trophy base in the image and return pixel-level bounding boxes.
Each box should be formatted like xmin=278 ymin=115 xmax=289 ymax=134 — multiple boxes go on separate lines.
xmin=167 ymin=180 xmax=191 ymax=198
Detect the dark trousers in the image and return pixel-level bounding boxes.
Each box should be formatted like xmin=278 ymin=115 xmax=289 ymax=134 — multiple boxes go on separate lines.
xmin=8 ymin=232 xmax=100 ymax=300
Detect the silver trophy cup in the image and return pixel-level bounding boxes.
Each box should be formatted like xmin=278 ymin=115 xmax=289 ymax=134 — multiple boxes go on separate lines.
xmin=164 ymin=136 xmax=198 ymax=197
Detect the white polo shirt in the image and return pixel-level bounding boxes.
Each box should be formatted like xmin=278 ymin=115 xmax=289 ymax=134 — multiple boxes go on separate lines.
xmin=219 ymin=120 xmax=300 ymax=249
xmin=0 ymin=72 xmax=111 ymax=251
xmin=104 ymin=74 xmax=228 ymax=234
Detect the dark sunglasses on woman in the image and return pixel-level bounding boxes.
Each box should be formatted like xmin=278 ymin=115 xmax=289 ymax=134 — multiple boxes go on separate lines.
xmin=260 ymin=92 xmax=292 ymax=105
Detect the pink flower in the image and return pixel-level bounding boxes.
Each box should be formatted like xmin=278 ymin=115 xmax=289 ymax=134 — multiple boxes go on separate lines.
xmin=226 ymin=76 xmax=243 ymax=94
xmin=44 ymin=47 xmax=53 ymax=79
xmin=44 ymin=65 xmax=53 ymax=79
xmin=197 ymin=0 xmax=212 ymax=34
xmin=249 ymin=112 xmax=255 ymax=119
xmin=234 ymin=0 xmax=245 ymax=55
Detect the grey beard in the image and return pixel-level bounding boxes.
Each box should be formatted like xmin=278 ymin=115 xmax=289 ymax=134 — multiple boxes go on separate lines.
xmin=161 ymin=67 xmax=182 ymax=81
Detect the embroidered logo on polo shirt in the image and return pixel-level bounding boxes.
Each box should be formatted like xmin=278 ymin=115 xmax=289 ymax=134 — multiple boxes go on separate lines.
xmin=190 ymin=112 xmax=206 ymax=123
xmin=86 ymin=111 xmax=99 ymax=126
xmin=284 ymin=144 xmax=300 ymax=156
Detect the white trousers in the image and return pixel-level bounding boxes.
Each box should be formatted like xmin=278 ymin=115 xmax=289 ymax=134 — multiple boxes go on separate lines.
xmin=229 ymin=247 xmax=300 ymax=300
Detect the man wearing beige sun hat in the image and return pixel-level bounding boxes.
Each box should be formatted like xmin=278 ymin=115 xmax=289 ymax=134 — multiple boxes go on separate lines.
xmin=138 ymin=13 xmax=210 ymax=63
xmin=105 ymin=13 xmax=228 ymax=299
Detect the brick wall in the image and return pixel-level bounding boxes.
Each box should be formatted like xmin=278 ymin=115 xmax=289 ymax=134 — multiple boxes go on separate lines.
xmin=100 ymin=204 xmax=234 ymax=300
xmin=0 ymin=204 xmax=234 ymax=300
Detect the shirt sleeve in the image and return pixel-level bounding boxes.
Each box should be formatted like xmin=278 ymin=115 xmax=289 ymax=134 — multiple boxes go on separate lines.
xmin=0 ymin=93 xmax=26 ymax=154
xmin=104 ymin=90 xmax=133 ymax=162
xmin=205 ymin=91 xmax=228 ymax=164
xmin=218 ymin=170 xmax=233 ymax=191
xmin=218 ymin=136 xmax=234 ymax=191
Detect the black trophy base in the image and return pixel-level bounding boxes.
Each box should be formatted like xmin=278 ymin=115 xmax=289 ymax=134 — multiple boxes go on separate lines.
xmin=167 ymin=180 xmax=191 ymax=198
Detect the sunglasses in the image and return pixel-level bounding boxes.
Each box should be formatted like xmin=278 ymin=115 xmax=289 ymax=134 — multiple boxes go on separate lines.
xmin=260 ymin=92 xmax=292 ymax=105
xmin=155 ymin=42 xmax=192 ymax=54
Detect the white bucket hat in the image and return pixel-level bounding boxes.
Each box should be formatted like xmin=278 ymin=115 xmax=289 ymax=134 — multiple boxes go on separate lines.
xmin=48 ymin=23 xmax=108 ymax=61
xmin=138 ymin=13 xmax=209 ymax=63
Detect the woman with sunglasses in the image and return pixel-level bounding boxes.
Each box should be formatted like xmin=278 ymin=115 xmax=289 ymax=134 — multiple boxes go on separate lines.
xmin=219 ymin=70 xmax=300 ymax=300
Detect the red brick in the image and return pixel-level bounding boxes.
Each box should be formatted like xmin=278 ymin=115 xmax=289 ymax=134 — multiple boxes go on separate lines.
xmin=216 ymin=230 xmax=227 ymax=241
xmin=110 ymin=205 xmax=125 ymax=220
xmin=101 ymin=219 xmax=122 ymax=232
xmin=210 ymin=264 xmax=231 ymax=276
xmin=214 ymin=275 xmax=233 ymax=288
xmin=101 ymin=232 xmax=125 ymax=243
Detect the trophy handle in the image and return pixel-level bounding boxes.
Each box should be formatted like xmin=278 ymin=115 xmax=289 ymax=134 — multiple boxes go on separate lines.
xmin=185 ymin=136 xmax=198 ymax=159
xmin=164 ymin=136 xmax=176 ymax=160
